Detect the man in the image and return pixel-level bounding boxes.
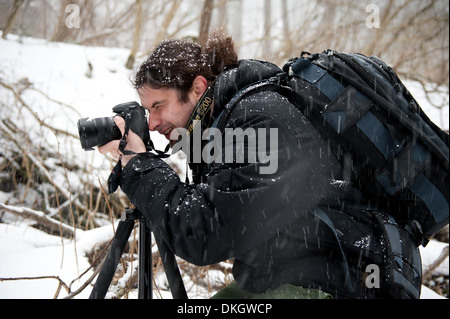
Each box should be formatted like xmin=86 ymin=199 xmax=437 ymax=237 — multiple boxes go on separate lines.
xmin=99 ymin=33 xmax=401 ymax=299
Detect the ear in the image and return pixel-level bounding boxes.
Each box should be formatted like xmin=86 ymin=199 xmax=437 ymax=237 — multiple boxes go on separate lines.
xmin=190 ymin=76 xmax=208 ymax=101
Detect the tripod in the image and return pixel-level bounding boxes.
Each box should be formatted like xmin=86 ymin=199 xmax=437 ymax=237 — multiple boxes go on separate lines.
xmin=89 ymin=208 xmax=188 ymax=299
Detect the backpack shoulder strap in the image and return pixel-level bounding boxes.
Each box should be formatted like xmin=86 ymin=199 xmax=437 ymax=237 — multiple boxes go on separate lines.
xmin=212 ymin=74 xmax=291 ymax=132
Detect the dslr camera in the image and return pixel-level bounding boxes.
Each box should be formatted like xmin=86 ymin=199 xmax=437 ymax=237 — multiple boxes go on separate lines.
xmin=77 ymin=101 xmax=150 ymax=151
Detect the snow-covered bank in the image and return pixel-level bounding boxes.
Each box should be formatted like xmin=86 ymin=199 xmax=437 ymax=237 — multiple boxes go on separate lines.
xmin=0 ymin=220 xmax=115 ymax=299
xmin=0 ymin=219 xmax=446 ymax=299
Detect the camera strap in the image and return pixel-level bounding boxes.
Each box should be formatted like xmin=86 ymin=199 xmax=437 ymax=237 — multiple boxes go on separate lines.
xmin=184 ymin=83 xmax=215 ymax=136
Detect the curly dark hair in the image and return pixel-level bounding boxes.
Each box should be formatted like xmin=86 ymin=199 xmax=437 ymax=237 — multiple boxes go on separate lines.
xmin=133 ymin=30 xmax=238 ymax=102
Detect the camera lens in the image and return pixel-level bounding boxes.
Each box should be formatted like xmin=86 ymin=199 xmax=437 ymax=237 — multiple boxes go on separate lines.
xmin=77 ymin=117 xmax=122 ymax=151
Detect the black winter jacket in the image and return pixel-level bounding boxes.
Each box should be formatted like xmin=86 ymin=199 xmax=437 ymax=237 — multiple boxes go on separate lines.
xmin=120 ymin=60 xmax=385 ymax=298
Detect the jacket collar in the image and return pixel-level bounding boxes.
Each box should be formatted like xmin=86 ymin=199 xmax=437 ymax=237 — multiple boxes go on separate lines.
xmin=213 ymin=59 xmax=282 ymax=118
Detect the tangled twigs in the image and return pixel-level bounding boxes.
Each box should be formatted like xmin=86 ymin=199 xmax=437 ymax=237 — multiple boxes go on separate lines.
xmin=0 ymin=276 xmax=70 ymax=299
xmin=423 ymin=245 xmax=450 ymax=281
xmin=0 ymin=203 xmax=74 ymax=239
xmin=0 ymin=79 xmax=78 ymax=139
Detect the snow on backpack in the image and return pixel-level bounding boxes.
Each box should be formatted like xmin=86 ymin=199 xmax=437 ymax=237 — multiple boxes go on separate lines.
xmin=217 ymin=50 xmax=449 ymax=248
xmin=283 ymin=50 xmax=449 ymax=246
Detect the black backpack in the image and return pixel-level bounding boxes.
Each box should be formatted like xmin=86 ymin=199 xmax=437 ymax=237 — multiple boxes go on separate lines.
xmin=217 ymin=50 xmax=449 ymax=246
xmin=213 ymin=51 xmax=449 ymax=298
xmin=288 ymin=51 xmax=448 ymax=243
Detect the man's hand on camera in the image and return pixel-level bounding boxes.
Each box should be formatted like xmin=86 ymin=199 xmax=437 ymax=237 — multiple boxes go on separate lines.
xmin=98 ymin=117 xmax=146 ymax=165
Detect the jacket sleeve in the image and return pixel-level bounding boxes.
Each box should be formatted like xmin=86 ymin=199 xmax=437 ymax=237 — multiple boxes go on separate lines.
xmin=119 ymin=91 xmax=339 ymax=266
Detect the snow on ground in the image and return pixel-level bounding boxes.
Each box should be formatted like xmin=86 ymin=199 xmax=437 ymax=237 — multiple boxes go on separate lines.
xmin=0 ymin=34 xmax=448 ymax=299
xmin=0 ymin=220 xmax=115 ymax=299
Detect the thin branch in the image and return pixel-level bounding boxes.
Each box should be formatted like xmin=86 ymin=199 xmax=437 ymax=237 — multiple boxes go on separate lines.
xmin=0 ymin=80 xmax=78 ymax=139
xmin=62 ymin=261 xmax=103 ymax=299
xmin=28 ymin=86 xmax=83 ymax=118
xmin=423 ymin=245 xmax=449 ymax=281
xmin=53 ymin=129 xmax=79 ymax=272
xmin=0 ymin=276 xmax=70 ymax=297
xmin=0 ymin=203 xmax=74 ymax=239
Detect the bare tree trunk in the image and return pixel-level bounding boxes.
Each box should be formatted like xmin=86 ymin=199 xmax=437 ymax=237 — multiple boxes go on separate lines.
xmin=263 ymin=0 xmax=271 ymax=57
xmin=52 ymin=0 xmax=72 ymax=42
xmin=217 ymin=0 xmax=228 ymax=33
xmin=154 ymin=0 xmax=181 ymax=45
xmin=2 ymin=0 xmax=26 ymax=39
xmin=198 ymin=0 xmax=214 ymax=46
xmin=229 ymin=0 xmax=242 ymax=48
xmin=363 ymin=0 xmax=395 ymax=55
xmin=281 ymin=0 xmax=292 ymax=56
xmin=126 ymin=0 xmax=144 ymax=69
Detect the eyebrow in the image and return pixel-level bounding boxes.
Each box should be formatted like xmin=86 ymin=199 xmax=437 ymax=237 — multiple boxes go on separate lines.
xmin=151 ymin=100 xmax=165 ymax=108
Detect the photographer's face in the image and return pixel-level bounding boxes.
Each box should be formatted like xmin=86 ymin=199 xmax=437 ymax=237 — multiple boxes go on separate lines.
xmin=138 ymin=86 xmax=195 ymax=142
xmin=138 ymin=76 xmax=207 ymax=143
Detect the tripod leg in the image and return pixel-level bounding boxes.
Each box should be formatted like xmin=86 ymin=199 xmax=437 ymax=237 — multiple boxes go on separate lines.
xmin=156 ymin=239 xmax=188 ymax=299
xmin=89 ymin=209 xmax=138 ymax=299
xmin=138 ymin=218 xmax=152 ymax=299
xmin=137 ymin=212 xmax=187 ymax=299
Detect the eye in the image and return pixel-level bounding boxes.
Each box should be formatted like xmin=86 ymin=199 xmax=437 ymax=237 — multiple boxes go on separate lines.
xmin=151 ymin=101 xmax=164 ymax=110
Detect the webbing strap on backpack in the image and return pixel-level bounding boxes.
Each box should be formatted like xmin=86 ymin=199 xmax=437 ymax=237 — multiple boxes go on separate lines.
xmin=373 ymin=212 xmax=422 ymax=299
xmin=313 ymin=207 xmax=422 ymax=299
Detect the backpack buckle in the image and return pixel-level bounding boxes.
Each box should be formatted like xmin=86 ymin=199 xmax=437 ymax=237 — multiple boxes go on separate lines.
xmin=276 ymin=72 xmax=289 ymax=85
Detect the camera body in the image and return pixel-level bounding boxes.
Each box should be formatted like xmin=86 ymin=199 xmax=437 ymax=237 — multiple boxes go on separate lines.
xmin=77 ymin=102 xmax=150 ymax=151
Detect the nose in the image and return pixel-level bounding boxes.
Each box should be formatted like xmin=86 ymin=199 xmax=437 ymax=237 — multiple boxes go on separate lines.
xmin=148 ymin=113 xmax=161 ymax=131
